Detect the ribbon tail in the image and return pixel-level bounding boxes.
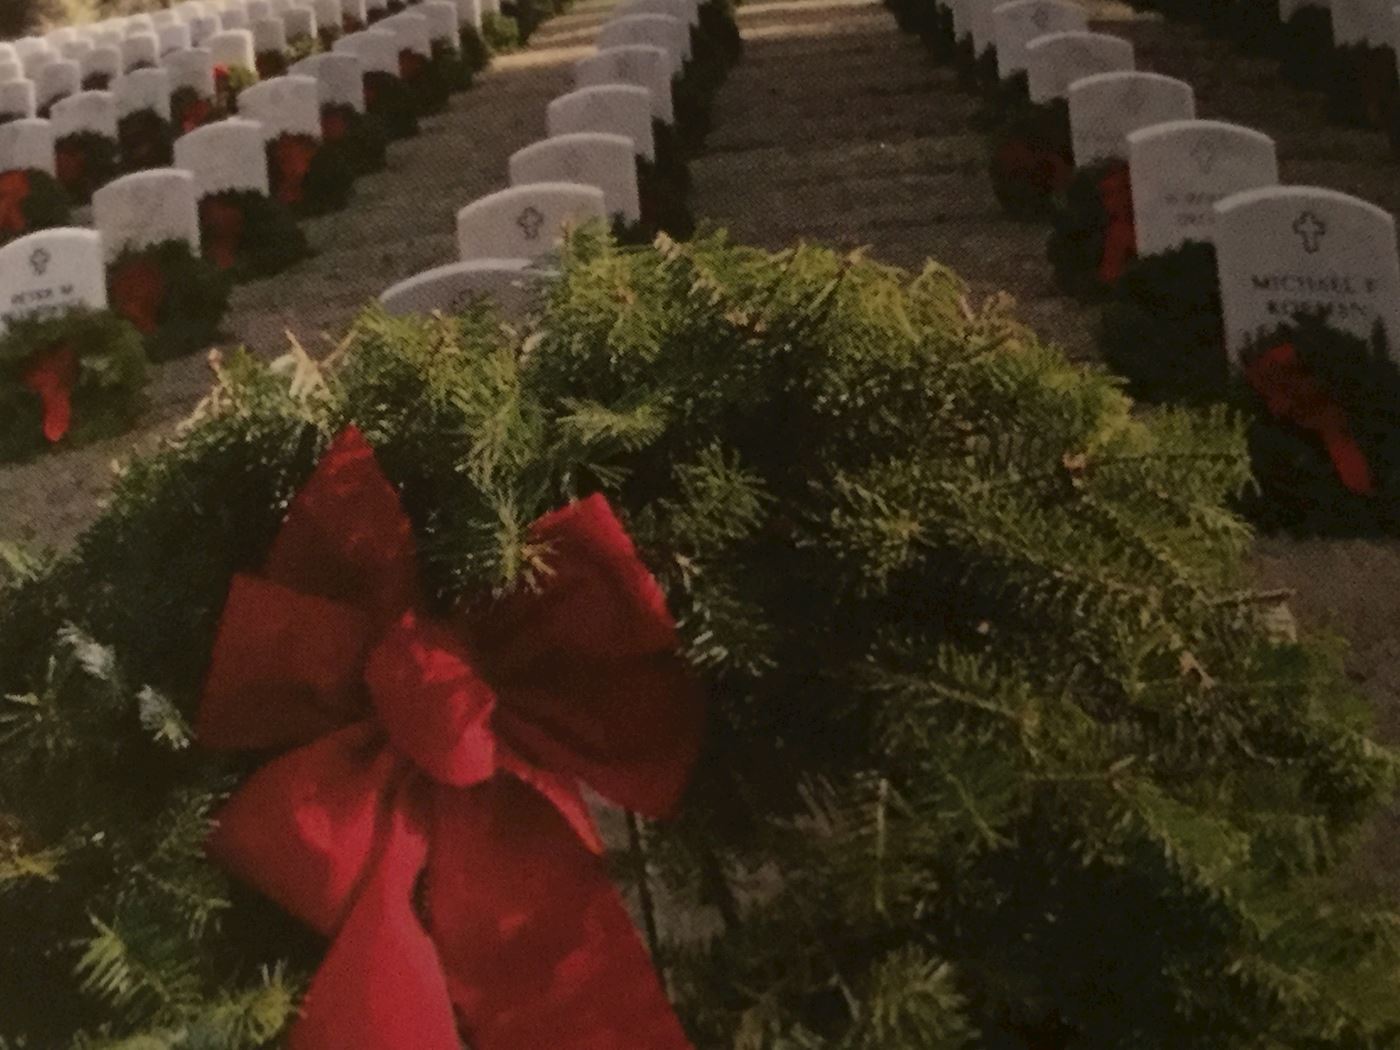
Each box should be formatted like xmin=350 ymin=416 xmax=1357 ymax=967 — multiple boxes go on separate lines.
xmin=1319 ymin=427 xmax=1376 ymax=495
xmin=427 ymin=777 xmax=694 ymax=1050
xmin=289 ymin=775 xmax=461 ymax=1050
xmin=1098 ymin=217 xmax=1135 ymax=285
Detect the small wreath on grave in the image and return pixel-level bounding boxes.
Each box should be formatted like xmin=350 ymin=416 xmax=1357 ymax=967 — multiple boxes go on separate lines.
xmin=1045 ymin=158 xmax=1135 ymax=301
xmin=216 ymin=63 xmax=259 ymax=112
xmin=398 ymin=48 xmax=450 ymax=115
xmin=0 ymin=305 xmax=146 ymax=461
xmin=4 ymin=229 xmax=1400 ymax=1050
xmin=81 ymin=73 xmax=115 ymax=92
xmin=459 ymin=23 xmax=492 ymax=72
xmin=288 ymin=33 xmax=321 ymax=64
xmin=1235 ymin=313 xmax=1400 ymax=534
xmin=987 ymin=98 xmax=1072 ymax=220
xmin=0 ymin=168 xmax=73 ymax=248
xmin=197 ymin=188 xmax=311 ymax=280
xmin=364 ymin=69 xmax=419 ymax=139
xmin=321 ymin=102 xmax=389 ymax=174
xmin=972 ymin=69 xmax=1028 ymax=130
xmin=117 ymin=108 xmax=175 ymax=172
xmin=172 ymin=87 xmax=220 ymax=134
xmin=432 ymin=38 xmax=474 ymax=94
xmin=317 ymin=24 xmax=343 ymax=51
xmin=107 ymin=238 xmax=232 ymax=363
xmin=1099 ymin=239 xmax=1225 ymax=403
xmin=255 ymin=50 xmax=291 ymax=80
xmin=482 ymin=11 xmax=521 ymax=52
xmin=54 ymin=130 xmax=120 ymax=206
xmin=502 ymin=0 xmax=552 ymax=43
xmin=268 ymin=132 xmax=355 ymax=216
xmin=1325 ymin=43 xmax=1398 ymax=130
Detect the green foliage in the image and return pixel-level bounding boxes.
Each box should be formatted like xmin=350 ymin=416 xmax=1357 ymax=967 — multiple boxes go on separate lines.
xmin=481 ymin=12 xmax=520 ymax=53
xmin=109 ymin=240 xmax=232 ymax=364
xmin=1 ymin=229 xmax=1398 ymax=1049
xmin=0 ymin=168 xmax=72 ymax=249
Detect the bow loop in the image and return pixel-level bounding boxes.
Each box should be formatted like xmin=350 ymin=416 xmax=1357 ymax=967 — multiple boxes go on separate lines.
xmin=1097 ymin=161 xmax=1136 ymax=286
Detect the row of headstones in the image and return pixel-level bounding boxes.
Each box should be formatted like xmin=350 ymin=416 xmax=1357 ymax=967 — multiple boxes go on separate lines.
xmin=0 ymin=0 xmax=479 ymax=338
xmin=380 ymin=0 xmax=705 ymax=315
xmin=940 ymin=0 xmax=1400 ymax=358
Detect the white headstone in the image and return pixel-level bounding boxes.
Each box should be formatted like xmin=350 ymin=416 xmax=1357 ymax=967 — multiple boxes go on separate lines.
xmin=252 ymin=17 xmax=289 ymax=53
xmin=115 ymin=67 xmax=173 ymax=119
xmin=21 ymin=50 xmax=55 ymax=82
xmin=159 ymin=23 xmax=194 ymax=54
xmin=380 ymin=259 xmax=548 ymax=318
xmin=547 ymin=84 xmax=654 ymax=160
xmin=125 ymin=15 xmax=156 ymax=34
xmin=420 ymin=1 xmax=461 ymax=44
xmin=0 ymin=229 xmax=108 ymax=336
xmin=455 ymin=0 xmax=484 ymax=28
xmin=59 ymin=40 xmax=95 ymax=62
xmin=0 ymin=62 xmax=22 ymax=84
xmin=1128 ymin=119 xmax=1280 ymax=256
xmin=0 ymin=119 xmax=55 ymax=176
xmin=1215 ymin=186 xmax=1400 ymax=359
xmin=344 ymin=0 xmax=371 ymax=25
xmin=93 ymin=168 xmax=202 ymax=259
xmin=209 ymin=29 xmax=258 ymax=69
xmin=992 ymin=0 xmax=1088 ymax=79
xmin=310 ymin=52 xmax=367 ymax=109
xmin=596 ymin=15 xmax=686 ymax=75
xmin=284 ymin=7 xmax=319 ymax=40
xmin=334 ymin=29 xmax=400 ymax=74
xmin=51 ymin=91 xmax=118 ymax=140
xmin=1330 ymin=0 xmax=1389 ymax=42
xmin=174 ymin=117 xmax=270 ymax=195
xmin=152 ymin=10 xmax=180 ymax=27
xmin=220 ymin=7 xmax=251 ymax=29
xmin=188 ymin=14 xmax=223 ymax=45
xmin=966 ymin=0 xmax=998 ymax=57
xmin=81 ymin=46 xmax=122 ymax=86
xmin=313 ymin=0 xmax=346 ymax=30
xmin=166 ymin=48 xmax=217 ymax=97
xmin=237 ymin=75 xmax=322 ymax=137
xmin=0 ymin=45 xmax=15 ymax=65
xmin=122 ymin=34 xmax=161 ymax=71
xmin=246 ymin=0 xmax=274 ymax=19
xmin=0 ymin=81 xmax=36 ymax=120
xmin=1025 ymin=30 xmax=1134 ymax=103
xmin=35 ymin=61 xmax=79 ymax=109
xmin=456 ymin=183 xmax=607 ymax=261
xmin=509 ymin=134 xmax=640 ymax=224
xmin=575 ymin=45 xmax=673 ymax=124
xmin=45 ymin=27 xmax=78 ymax=48
xmin=382 ymin=12 xmax=433 ymax=56
xmin=614 ymin=0 xmax=699 ymax=27
xmin=1068 ymin=72 xmax=1195 ymax=166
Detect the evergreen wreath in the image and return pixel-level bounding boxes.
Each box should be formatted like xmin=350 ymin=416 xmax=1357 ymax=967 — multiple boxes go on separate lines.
xmin=0 ymin=306 xmax=146 ymax=461
xmin=171 ymin=87 xmax=220 ymax=135
xmin=215 ymin=64 xmax=258 ymax=114
xmin=317 ymin=23 xmax=343 ymax=51
xmin=458 ymin=23 xmax=492 ymax=73
xmin=1045 ymin=158 xmax=1135 ymax=302
xmin=320 ymin=102 xmax=389 ymax=175
xmin=1099 ymin=239 xmax=1226 ymax=404
xmin=107 ymin=239 xmax=232 ymax=364
xmin=481 ymin=11 xmax=521 ymax=53
xmin=364 ymin=69 xmax=419 ymax=140
xmin=397 ymin=48 xmax=451 ymax=116
xmin=287 ymin=33 xmax=320 ymax=64
xmin=3 ymin=229 xmax=1400 ymax=1049
xmin=1209 ymin=0 xmax=1281 ymax=56
xmin=501 ymin=0 xmax=552 ymax=42
xmin=0 ymin=167 xmax=72 ymax=248
xmin=265 ymin=133 xmax=353 ymax=216
xmin=432 ymin=39 xmax=475 ymax=94
xmin=1234 ymin=314 xmax=1400 ymax=535
xmin=197 ymin=188 xmax=311 ymax=281
xmin=254 ymin=49 xmax=290 ymax=80
xmin=1325 ymin=42 xmax=1397 ymax=130
xmin=987 ymin=98 xmax=1072 ymax=221
xmin=54 ymin=130 xmax=119 ymax=207
xmin=117 ymin=108 xmax=175 ymax=173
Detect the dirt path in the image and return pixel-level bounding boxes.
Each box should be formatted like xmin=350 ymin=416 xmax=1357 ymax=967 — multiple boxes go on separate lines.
xmin=690 ymin=0 xmax=1400 ymax=723
xmin=0 ymin=6 xmax=612 ymax=550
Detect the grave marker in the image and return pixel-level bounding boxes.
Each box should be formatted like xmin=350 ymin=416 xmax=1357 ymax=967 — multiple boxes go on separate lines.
xmin=309 ymin=52 xmax=367 ymax=110
xmin=575 ymin=45 xmax=673 ymax=124
xmin=456 ymin=183 xmax=607 ymax=261
xmin=208 ymin=29 xmax=257 ymax=70
xmin=0 ymin=229 xmax=107 ymax=336
xmin=165 ymin=48 xmax=217 ymax=98
xmin=80 ymin=46 xmax=122 ymax=87
xmin=547 ymin=84 xmax=654 ymax=160
xmin=122 ymin=33 xmax=160 ymax=70
xmin=508 ymin=133 xmax=640 ymax=223
xmin=0 ymin=119 xmax=55 ymax=176
xmin=51 ymin=90 xmax=118 ymax=140
xmin=380 ymin=259 xmax=548 ymax=319
xmin=35 ymin=61 xmax=80 ymax=110
xmin=0 ymin=82 xmax=36 ymax=121
xmin=284 ymin=7 xmax=319 ymax=42
xmin=159 ymin=23 xmax=194 ymax=54
xmin=237 ymin=75 xmax=322 ymax=137
xmin=93 ymin=168 xmax=201 ymax=260
xmin=992 ymin=0 xmax=1087 ymax=79
xmin=1068 ymin=71 xmax=1194 ymax=166
xmin=334 ymin=29 xmax=400 ymax=74
xmin=1025 ymin=30 xmax=1134 ymax=103
xmin=116 ymin=67 xmax=173 ymax=120
xmin=597 ymin=15 xmax=687 ymax=75
xmin=174 ymin=117 xmax=270 ymax=195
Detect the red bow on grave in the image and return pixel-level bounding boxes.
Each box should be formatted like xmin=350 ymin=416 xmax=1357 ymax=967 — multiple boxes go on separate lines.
xmin=200 ymin=196 xmax=245 ymax=271
xmin=321 ymin=106 xmax=352 ymax=144
xmin=270 ymin=134 xmax=318 ymax=207
xmin=54 ymin=141 xmax=86 ymax=198
xmin=1096 ymin=161 xmax=1136 ymax=286
xmin=992 ymin=138 xmax=1072 ymax=198
xmin=0 ymin=169 xmax=31 ymax=237
xmin=1244 ymin=342 xmax=1375 ymax=495
xmin=21 ymin=343 xmax=78 ymax=443
xmin=109 ymin=254 xmax=167 ymax=335
xmin=399 ymin=48 xmax=428 ymax=82
xmin=178 ymin=96 xmax=214 ymax=134
xmin=198 ymin=427 xmax=704 ymax=1050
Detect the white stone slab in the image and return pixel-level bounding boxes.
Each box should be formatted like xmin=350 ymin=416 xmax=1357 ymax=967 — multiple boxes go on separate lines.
xmin=0 ymin=62 xmax=21 ymax=83
xmin=45 ymin=28 xmax=78 ymax=48
xmin=21 ymin=50 xmax=54 ymax=82
xmin=313 ymin=0 xmax=346 ymax=32
xmin=165 ymin=48 xmax=217 ymax=97
xmin=344 ymin=0 xmax=371 ymax=25
xmin=284 ymin=7 xmax=319 ymax=40
xmin=220 ymin=7 xmax=251 ymax=29
xmin=81 ymin=46 xmax=122 ymax=85
xmin=420 ymin=1 xmax=461 ymax=44
xmin=382 ymin=12 xmax=433 ymax=56
xmin=334 ymin=29 xmax=400 ymax=74
xmin=125 ymin=15 xmax=156 ymax=34
xmin=159 ymin=23 xmax=194 ymax=54
xmin=1215 ymin=185 xmax=1400 ymax=359
xmin=309 ymin=52 xmax=366 ymax=109
xmin=35 ymin=61 xmax=79 ymax=109
xmin=0 ymin=229 xmax=108 ymax=336
xmin=1068 ymin=71 xmax=1195 ymax=166
xmin=253 ymin=17 xmax=289 ymax=53
xmin=51 ymin=91 xmax=117 ymax=139
xmin=1330 ymin=0 xmax=1389 ymax=42
xmin=122 ymin=34 xmax=160 ymax=71
xmin=237 ymin=75 xmax=321 ymax=137
xmin=0 ymin=81 xmax=36 ymax=120
xmin=59 ymin=41 xmax=94 ymax=62
xmin=456 ymin=182 xmax=607 ymax=261
xmin=1128 ymin=119 xmax=1279 ymax=256
xmin=614 ymin=0 xmax=699 ymax=28
xmin=209 ymin=29 xmax=258 ymax=69
xmin=188 ymin=14 xmax=223 ymax=45
xmin=174 ymin=117 xmax=270 ymax=195
xmin=1025 ymin=30 xmax=1134 ymax=103
xmin=454 ymin=0 xmax=484 ymax=28
xmin=575 ymin=45 xmax=673 ymax=124
xmin=992 ymin=0 xmax=1088 ymax=78
xmin=597 ymin=15 xmax=686 ymax=75
xmin=380 ymin=258 xmax=549 ymax=318
xmin=116 ymin=67 xmax=172 ymax=119
xmin=509 ymin=134 xmax=640 ymax=224
xmin=246 ymin=0 xmax=274 ymax=19
xmin=0 ymin=45 xmax=15 ymax=65
xmin=548 ymin=84 xmax=653 ymax=160
xmin=153 ymin=10 xmax=180 ymax=26
xmin=0 ymin=119 xmax=55 ymax=176
xmin=93 ymin=168 xmax=201 ymax=259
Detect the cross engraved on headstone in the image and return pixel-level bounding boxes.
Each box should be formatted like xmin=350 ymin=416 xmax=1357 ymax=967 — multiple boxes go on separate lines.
xmin=1030 ymin=5 xmax=1050 ymax=29
xmin=516 ymin=205 xmax=545 ymax=240
xmin=1293 ymin=210 xmax=1327 ymax=253
xmin=1190 ymin=140 xmax=1217 ymax=174
xmin=29 ymin=247 xmax=50 ymax=275
xmin=1120 ymin=79 xmax=1147 ymax=115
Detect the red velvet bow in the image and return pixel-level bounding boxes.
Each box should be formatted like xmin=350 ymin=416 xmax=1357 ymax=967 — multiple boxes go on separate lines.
xmin=198 ymin=427 xmax=703 ymax=1050
xmin=269 ymin=133 xmax=318 ymax=208
xmin=399 ymin=48 xmax=428 ymax=82
xmin=1244 ymin=342 xmax=1375 ymax=495
xmin=200 ymin=195 xmax=245 ymax=271
xmin=1096 ymin=160 xmax=1136 ymax=286
xmin=0 ymin=169 xmax=31 ymax=238
xmin=993 ymin=138 xmax=1072 ymax=198
xmin=21 ymin=342 xmax=78 ymax=443
xmin=54 ymin=141 xmax=86 ymax=198
xmin=177 ymin=95 xmax=214 ymax=134
xmin=109 ymin=254 xmax=167 ymax=335
xmin=321 ymin=106 xmax=352 ymax=144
